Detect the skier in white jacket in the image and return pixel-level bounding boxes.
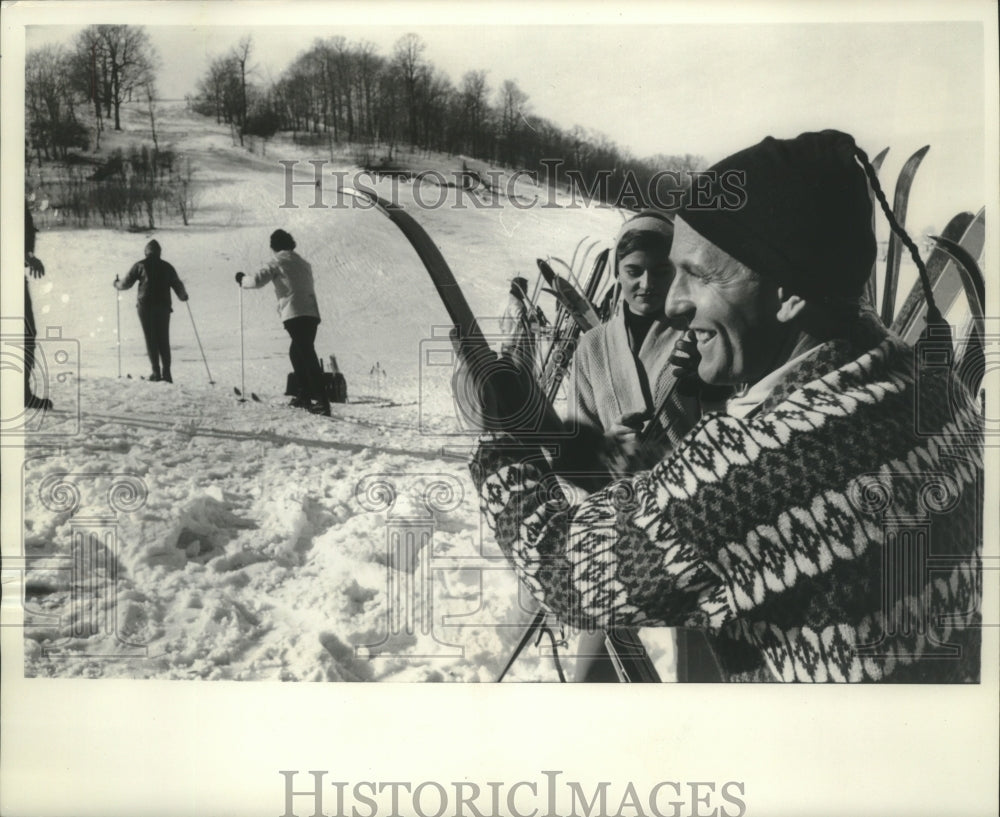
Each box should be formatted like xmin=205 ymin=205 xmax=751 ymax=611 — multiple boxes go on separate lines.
xmin=236 ymin=229 xmax=330 ymax=415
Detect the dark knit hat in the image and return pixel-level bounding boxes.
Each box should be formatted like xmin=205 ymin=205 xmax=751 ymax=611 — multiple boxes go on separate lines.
xmin=144 ymin=239 xmax=161 ymax=257
xmin=676 ymin=130 xmax=875 ymax=301
xmin=270 ymin=229 xmax=296 ymax=251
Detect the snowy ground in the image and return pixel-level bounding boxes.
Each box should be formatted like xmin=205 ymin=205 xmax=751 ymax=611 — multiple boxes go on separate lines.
xmin=17 ymin=102 xmax=680 ymax=681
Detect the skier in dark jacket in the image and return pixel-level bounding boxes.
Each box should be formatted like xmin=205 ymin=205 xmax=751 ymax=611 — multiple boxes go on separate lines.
xmin=24 ymin=203 xmax=52 ymax=410
xmin=114 ymin=239 xmax=189 ymax=382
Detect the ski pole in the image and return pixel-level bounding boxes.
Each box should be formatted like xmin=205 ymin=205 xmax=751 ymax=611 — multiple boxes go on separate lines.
xmin=115 ymin=276 xmax=122 ymax=378
xmin=637 ymin=330 xmax=699 ymax=447
xmin=238 ymin=280 xmax=246 ymax=401
xmin=497 ymin=608 xmax=547 ymax=682
xmin=185 ymin=301 xmax=214 ymax=384
xmin=497 ymin=607 xmax=567 ymax=683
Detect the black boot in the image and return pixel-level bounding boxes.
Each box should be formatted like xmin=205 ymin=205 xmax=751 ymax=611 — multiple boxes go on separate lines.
xmin=308 ymin=399 xmax=332 ymax=417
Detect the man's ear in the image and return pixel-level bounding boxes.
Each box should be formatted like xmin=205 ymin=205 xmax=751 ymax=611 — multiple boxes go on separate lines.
xmin=775 ymin=288 xmax=807 ymax=323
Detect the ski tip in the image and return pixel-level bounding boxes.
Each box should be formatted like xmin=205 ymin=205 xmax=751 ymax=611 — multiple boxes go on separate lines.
xmin=905 ymin=145 xmax=931 ymax=166
xmin=871 ymin=146 xmax=890 ymax=170
xmin=234 ymin=387 xmax=242 ymax=396
xmin=251 ymin=393 xmax=262 ymax=402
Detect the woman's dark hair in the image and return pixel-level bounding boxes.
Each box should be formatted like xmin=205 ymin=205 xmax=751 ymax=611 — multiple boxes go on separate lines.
xmin=270 ymin=229 xmax=296 ymax=252
xmin=616 ymin=229 xmax=672 ymax=267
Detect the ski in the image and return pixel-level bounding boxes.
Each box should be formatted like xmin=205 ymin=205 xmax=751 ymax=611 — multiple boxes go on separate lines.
xmin=869 ymin=145 xmax=890 ymax=173
xmin=923 ymin=230 xmax=987 ymax=398
xmin=511 ymin=284 xmax=550 ymax=328
xmin=605 ymin=630 xmax=662 ymax=683
xmin=583 ymin=246 xmax=610 ymax=303
xmin=340 ymin=186 xmax=562 ymax=433
xmin=542 ymin=248 xmax=611 ymax=404
xmin=234 ymin=387 xmax=261 ymax=402
xmin=536 ymin=258 xmax=588 ymax=394
xmin=892 ymin=208 xmax=985 ymax=343
xmin=342 ymin=190 xmax=487 ymax=348
xmin=576 ymin=239 xmax=603 ymax=284
xmin=547 ymin=255 xmax=587 ymax=296
xmin=880 ymin=145 xmax=930 ymax=325
xmin=926 ymin=233 xmax=985 ymax=321
xmin=863 ymin=146 xmax=889 ymax=308
xmin=567 ymin=234 xmax=590 ymax=280
xmin=537 ymin=258 xmax=600 ymax=332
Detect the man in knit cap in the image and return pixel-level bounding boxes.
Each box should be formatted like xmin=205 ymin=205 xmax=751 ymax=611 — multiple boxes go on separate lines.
xmin=566 ymin=210 xmax=715 ymax=682
xmin=115 ymin=239 xmax=189 ymax=383
xmin=464 ymin=130 xmax=982 ymax=682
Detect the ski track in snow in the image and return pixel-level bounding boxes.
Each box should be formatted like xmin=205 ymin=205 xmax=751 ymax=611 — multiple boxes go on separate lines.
xmin=21 ymin=102 xmax=677 ymax=682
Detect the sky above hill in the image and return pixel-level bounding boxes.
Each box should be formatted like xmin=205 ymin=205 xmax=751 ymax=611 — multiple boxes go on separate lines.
xmin=25 ymin=16 xmax=984 ymax=159
xmin=21 ymin=5 xmax=993 ymax=233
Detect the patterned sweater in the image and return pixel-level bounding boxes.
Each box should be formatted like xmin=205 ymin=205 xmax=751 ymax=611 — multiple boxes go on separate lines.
xmin=471 ymin=322 xmax=982 ymax=682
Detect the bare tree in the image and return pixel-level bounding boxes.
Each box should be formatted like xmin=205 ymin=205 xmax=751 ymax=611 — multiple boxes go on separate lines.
xmin=144 ymin=78 xmax=159 ymax=153
xmin=25 ymin=44 xmax=88 ymax=164
xmin=95 ymin=25 xmax=157 ymax=130
xmin=70 ymin=27 xmax=108 ymax=150
xmin=354 ymin=40 xmax=380 ymax=140
xmin=333 ymin=37 xmax=355 ymax=142
xmin=392 ymin=33 xmax=426 ymax=147
xmin=497 ymin=79 xmax=529 ymax=166
xmin=412 ymin=67 xmax=450 ymax=154
xmin=232 ymin=35 xmax=254 ymax=144
xmin=176 ymin=157 xmax=197 ymax=225
xmin=460 ymin=70 xmax=490 ymax=157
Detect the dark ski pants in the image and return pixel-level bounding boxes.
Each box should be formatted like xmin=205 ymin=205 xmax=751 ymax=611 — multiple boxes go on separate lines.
xmin=24 ymin=280 xmax=37 ymax=398
xmin=284 ymin=316 xmax=325 ymax=402
xmin=138 ymin=306 xmax=172 ymax=378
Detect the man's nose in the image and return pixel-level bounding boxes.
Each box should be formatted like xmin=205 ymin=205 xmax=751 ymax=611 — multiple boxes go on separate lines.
xmin=664 ymin=272 xmax=694 ymax=321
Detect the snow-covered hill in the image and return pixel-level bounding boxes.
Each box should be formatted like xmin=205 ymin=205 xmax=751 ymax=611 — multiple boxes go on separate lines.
xmin=19 ymin=102 xmax=678 ymax=681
